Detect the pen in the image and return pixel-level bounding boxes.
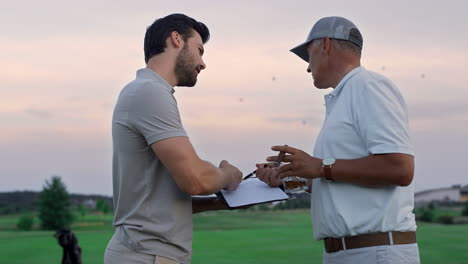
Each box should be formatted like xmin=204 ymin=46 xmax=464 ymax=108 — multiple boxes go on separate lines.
xmin=243 ymin=164 xmax=267 ymax=180
xmin=243 ymin=146 xmax=287 ymax=180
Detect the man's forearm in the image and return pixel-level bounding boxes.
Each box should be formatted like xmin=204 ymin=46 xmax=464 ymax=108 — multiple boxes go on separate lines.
xmin=328 ymin=153 xmax=414 ymax=186
xmin=192 ymin=196 xmax=228 ymax=214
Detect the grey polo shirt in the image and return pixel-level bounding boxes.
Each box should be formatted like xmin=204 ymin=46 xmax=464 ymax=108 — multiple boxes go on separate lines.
xmin=112 ymin=68 xmax=192 ymax=263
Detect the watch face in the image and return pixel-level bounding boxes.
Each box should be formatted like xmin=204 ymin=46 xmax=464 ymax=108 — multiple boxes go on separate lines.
xmin=323 ymin=158 xmax=336 ymax=166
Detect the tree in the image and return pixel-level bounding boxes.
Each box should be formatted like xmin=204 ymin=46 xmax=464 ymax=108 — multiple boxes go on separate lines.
xmin=414 ymin=206 xmax=434 ymax=223
xmin=17 ymin=215 xmax=34 ymax=231
xmin=437 ymin=215 xmax=454 ymax=225
xmin=78 ymin=204 xmax=86 ymax=218
xmin=39 ymin=176 xmax=73 ymax=230
xmin=463 ymin=201 xmax=468 ymax=217
xmin=96 ymin=199 xmax=111 ymax=214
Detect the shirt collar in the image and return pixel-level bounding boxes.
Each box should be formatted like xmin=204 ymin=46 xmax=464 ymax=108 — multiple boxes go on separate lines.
xmin=136 ymin=68 xmax=175 ymax=94
xmin=327 ymin=66 xmax=364 ymax=98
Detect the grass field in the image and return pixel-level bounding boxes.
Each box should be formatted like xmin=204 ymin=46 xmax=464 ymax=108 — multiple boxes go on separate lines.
xmin=1 ymin=210 xmax=468 ymax=263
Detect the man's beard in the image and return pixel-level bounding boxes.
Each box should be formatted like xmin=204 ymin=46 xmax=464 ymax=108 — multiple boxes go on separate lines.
xmin=174 ymin=45 xmax=198 ymax=87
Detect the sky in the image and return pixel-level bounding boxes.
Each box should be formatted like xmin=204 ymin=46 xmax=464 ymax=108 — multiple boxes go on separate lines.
xmin=1 ymin=0 xmax=467 ymax=196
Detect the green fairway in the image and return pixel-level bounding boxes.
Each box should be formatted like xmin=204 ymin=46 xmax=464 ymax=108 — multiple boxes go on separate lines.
xmin=1 ymin=210 xmax=468 ymax=263
xmin=192 ymin=210 xmax=322 ymax=264
xmin=417 ymin=222 xmax=468 ymax=264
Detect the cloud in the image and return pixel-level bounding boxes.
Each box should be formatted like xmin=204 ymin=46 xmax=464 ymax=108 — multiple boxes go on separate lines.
xmin=408 ymin=100 xmax=468 ymax=133
xmin=410 ymin=101 xmax=468 ymax=120
xmin=24 ymin=108 xmax=53 ymax=119
xmin=1 ymin=0 xmax=468 ymax=194
xmin=269 ymin=115 xmax=323 ymax=128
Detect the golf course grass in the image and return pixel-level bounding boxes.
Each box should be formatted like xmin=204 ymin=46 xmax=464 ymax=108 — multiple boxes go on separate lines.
xmin=1 ymin=210 xmax=467 ymax=263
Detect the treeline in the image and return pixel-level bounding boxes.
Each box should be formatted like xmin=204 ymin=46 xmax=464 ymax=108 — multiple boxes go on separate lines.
xmin=2 ymin=190 xmax=311 ymax=215
xmin=250 ymin=192 xmax=311 ymax=211
xmin=0 ymin=190 xmax=113 ymax=215
xmin=13 ymin=176 xmax=114 ymax=231
xmin=414 ymin=201 xmax=468 ymax=225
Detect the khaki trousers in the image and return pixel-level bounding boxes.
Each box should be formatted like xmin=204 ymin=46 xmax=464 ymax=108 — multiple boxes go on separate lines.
xmin=104 ymin=233 xmax=179 ymax=264
xmin=323 ymin=243 xmax=420 ymax=264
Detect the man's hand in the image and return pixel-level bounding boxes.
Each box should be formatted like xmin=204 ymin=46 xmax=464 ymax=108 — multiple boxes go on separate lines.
xmin=219 ymin=160 xmax=242 ymax=191
xmin=255 ymin=163 xmax=282 ymax=187
xmin=266 ymin=145 xmax=322 ymax=179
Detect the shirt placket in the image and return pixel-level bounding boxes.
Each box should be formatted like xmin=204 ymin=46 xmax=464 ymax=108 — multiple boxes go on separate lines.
xmin=324 ymin=94 xmax=336 ymax=119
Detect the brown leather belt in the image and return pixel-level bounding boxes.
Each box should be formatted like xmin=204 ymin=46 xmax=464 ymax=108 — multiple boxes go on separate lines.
xmin=324 ymin=231 xmax=416 ymax=253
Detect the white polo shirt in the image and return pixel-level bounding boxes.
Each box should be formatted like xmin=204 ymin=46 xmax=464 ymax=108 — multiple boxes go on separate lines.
xmin=311 ymin=67 xmax=416 ymax=240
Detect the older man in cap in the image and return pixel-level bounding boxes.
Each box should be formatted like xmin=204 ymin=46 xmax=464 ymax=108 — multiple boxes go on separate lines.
xmin=256 ymin=16 xmax=420 ymax=263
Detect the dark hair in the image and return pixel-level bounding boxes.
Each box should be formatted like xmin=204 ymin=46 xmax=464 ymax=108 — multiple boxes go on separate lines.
xmin=144 ymin=13 xmax=210 ymax=63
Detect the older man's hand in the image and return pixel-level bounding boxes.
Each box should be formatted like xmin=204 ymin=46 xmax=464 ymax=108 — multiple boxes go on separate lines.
xmin=266 ymin=145 xmax=322 ymax=179
xmin=255 ymin=163 xmax=283 ymax=187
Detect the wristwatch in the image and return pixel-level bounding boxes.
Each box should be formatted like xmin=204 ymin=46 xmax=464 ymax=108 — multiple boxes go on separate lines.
xmin=322 ymin=158 xmax=336 ymax=182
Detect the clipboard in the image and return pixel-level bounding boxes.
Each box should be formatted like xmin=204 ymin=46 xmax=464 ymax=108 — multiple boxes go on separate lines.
xmin=216 ymin=178 xmax=289 ymax=208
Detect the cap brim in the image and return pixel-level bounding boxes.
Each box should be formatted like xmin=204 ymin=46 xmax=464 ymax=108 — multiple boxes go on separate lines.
xmin=290 ymin=41 xmax=310 ymax=63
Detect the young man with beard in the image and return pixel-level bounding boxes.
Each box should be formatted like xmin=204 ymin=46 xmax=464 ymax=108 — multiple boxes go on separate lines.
xmin=104 ymin=14 xmax=243 ymax=264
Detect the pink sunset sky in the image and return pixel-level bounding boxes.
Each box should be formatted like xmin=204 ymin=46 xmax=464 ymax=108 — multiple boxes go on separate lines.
xmin=1 ymin=0 xmax=467 ymax=195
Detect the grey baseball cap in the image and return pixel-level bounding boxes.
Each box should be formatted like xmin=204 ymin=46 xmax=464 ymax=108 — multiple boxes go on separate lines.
xmin=290 ymin=16 xmax=363 ymax=62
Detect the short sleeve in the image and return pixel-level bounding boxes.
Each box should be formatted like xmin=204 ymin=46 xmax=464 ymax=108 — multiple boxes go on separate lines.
xmin=352 ymin=78 xmax=414 ymax=156
xmin=129 ymin=82 xmax=187 ymax=145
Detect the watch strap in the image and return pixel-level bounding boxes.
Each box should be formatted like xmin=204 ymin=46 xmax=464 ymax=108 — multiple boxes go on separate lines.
xmin=323 ymin=164 xmax=334 ymax=182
